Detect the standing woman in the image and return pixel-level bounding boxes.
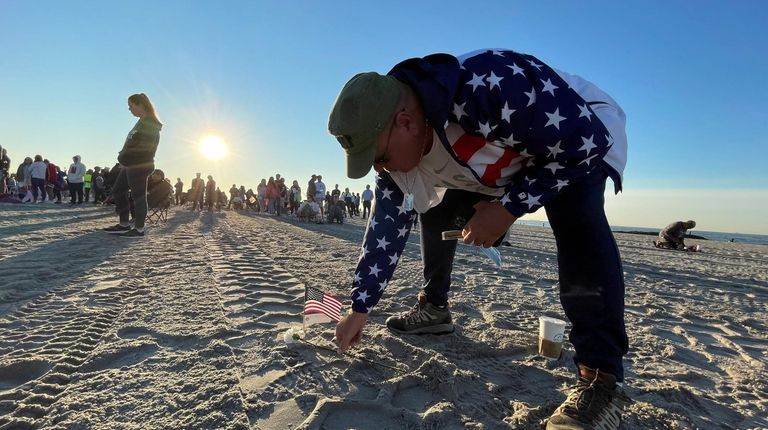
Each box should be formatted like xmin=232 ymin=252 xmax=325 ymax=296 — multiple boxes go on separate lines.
xmin=103 ymin=93 xmax=162 ymax=237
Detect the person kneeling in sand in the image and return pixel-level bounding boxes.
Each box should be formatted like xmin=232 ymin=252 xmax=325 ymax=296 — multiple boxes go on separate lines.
xmin=328 ymin=49 xmax=630 ymax=430
xmin=654 ymin=220 xmax=699 ymax=251
xmin=296 ymin=200 xmax=320 ymax=222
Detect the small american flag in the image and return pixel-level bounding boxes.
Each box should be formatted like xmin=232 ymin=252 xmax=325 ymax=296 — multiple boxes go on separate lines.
xmin=304 ymin=286 xmax=342 ymax=325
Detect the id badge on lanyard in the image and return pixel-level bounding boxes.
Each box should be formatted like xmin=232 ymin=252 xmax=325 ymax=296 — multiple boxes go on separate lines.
xmin=403 ymin=193 xmax=414 ymax=211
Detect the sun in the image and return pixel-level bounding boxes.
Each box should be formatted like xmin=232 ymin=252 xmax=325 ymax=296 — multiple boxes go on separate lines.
xmin=200 ymin=135 xmax=227 ymax=160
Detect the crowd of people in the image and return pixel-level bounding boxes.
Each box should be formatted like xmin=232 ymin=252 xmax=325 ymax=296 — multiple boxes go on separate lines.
xmin=0 ymin=149 xmax=112 ymax=205
xmin=0 ymin=147 xmax=373 ymax=225
xmin=169 ymin=171 xmax=375 ymax=222
xmin=0 ymin=155 xmax=374 ymax=222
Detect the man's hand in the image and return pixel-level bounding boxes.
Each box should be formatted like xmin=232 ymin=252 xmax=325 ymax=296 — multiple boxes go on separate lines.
xmin=335 ymin=311 xmax=369 ymax=353
xmin=462 ymin=200 xmax=517 ymax=247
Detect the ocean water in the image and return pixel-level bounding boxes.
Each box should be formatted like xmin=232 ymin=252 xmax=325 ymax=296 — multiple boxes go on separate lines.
xmin=612 ymin=225 xmax=768 ymax=246
xmin=516 ymin=220 xmax=768 ymax=246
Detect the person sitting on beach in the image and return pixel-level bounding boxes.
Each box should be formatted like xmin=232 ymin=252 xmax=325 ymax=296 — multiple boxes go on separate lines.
xmin=296 ymin=199 xmax=320 ymax=222
xmin=654 ymin=220 xmax=697 ymax=250
xmin=328 ymin=49 xmax=629 ymax=430
xmin=147 ymin=169 xmax=173 ymax=209
xmin=6 ymin=175 xmax=18 ymax=196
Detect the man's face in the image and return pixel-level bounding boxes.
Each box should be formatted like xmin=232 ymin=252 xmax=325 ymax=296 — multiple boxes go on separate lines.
xmin=372 ymin=110 xmax=428 ymax=174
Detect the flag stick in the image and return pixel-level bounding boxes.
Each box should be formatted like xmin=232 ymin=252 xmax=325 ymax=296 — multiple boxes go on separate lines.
xmin=298 ymin=337 xmax=407 ymax=375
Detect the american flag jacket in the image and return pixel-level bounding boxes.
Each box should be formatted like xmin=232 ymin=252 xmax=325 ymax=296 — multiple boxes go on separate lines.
xmin=350 ymin=49 xmax=625 ymax=313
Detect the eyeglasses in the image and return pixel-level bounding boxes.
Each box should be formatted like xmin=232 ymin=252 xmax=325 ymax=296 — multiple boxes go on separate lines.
xmin=373 ymin=109 xmax=404 ymax=166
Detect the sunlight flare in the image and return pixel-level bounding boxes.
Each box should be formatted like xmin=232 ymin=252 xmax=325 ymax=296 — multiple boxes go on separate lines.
xmin=200 ymin=135 xmax=227 ymax=160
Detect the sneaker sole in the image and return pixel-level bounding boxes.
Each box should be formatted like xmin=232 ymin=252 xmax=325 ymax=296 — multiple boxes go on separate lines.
xmin=386 ymin=323 xmax=455 ymax=335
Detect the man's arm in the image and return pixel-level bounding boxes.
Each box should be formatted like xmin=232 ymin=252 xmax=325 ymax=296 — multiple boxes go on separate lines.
xmin=336 ymin=173 xmax=416 ymax=352
xmin=349 ymin=172 xmax=416 ymax=313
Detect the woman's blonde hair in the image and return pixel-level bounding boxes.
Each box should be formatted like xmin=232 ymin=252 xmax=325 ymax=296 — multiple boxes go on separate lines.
xmin=128 ymin=93 xmax=160 ymax=123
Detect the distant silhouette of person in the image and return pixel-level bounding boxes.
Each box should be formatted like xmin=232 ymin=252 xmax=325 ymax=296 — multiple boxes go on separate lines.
xmin=175 ymin=178 xmax=184 ymax=205
xmin=205 ymin=175 xmax=217 ymax=211
xmin=190 ymin=173 xmax=204 ymax=210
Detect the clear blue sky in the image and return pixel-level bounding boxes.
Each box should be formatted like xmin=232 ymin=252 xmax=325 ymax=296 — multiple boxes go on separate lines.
xmin=2 ymin=1 xmax=766 ymax=234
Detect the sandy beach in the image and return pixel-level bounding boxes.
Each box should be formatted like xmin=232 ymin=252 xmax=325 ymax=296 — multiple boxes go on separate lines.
xmin=0 ymin=204 xmax=766 ymax=429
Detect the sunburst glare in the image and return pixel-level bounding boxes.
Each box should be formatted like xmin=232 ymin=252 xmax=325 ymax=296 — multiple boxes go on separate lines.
xmin=200 ymin=135 xmax=227 ymax=160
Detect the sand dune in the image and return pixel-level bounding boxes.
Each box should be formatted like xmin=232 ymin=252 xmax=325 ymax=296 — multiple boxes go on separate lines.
xmin=1 ymin=204 xmax=766 ymax=429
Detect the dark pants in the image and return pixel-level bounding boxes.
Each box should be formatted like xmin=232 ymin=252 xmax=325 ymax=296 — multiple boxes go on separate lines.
xmin=31 ymin=178 xmax=46 ymax=201
xmin=345 ymin=200 xmax=354 ymax=217
xmin=84 ymin=187 xmax=91 ymax=202
xmin=112 ymin=165 xmax=153 ymax=229
xmin=419 ymin=166 xmax=628 ymax=381
xmin=419 ymin=189 xmax=496 ymax=308
xmin=363 ymin=200 xmax=372 ymax=218
xmin=68 ymin=182 xmax=84 ymax=203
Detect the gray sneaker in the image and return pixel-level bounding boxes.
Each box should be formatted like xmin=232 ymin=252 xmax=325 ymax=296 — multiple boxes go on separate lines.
xmin=385 ymin=296 xmax=454 ymax=335
xmin=546 ymin=364 xmax=630 ymax=430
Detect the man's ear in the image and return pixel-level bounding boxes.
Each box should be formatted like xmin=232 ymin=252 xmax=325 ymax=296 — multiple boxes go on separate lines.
xmin=398 ymin=110 xmax=419 ymax=135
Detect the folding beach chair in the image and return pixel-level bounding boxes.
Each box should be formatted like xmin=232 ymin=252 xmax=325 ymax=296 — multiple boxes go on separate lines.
xmin=146 ymin=170 xmax=173 ymax=224
xmin=146 ymin=200 xmax=170 ymax=224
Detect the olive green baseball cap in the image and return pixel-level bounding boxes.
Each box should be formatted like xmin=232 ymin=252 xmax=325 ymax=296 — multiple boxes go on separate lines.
xmin=328 ymin=72 xmax=403 ymax=179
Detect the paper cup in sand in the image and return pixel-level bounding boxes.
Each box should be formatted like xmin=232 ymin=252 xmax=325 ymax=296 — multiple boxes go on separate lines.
xmin=538 ymin=316 xmax=567 ymax=359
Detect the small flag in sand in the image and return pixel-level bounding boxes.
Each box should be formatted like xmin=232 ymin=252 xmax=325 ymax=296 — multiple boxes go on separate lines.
xmin=304 ymin=286 xmax=342 ymax=326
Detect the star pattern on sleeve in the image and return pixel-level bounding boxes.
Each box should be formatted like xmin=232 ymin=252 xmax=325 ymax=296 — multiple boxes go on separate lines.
xmin=540 ymin=78 xmax=559 ymax=96
xmin=486 ymin=71 xmax=504 ymax=90
xmin=547 ymin=141 xmax=564 ymax=159
xmin=467 ymin=73 xmax=487 ymax=92
xmin=578 ymin=104 xmax=593 ymax=121
xmin=439 ymin=49 xmax=613 ymax=219
xmin=579 ymin=135 xmax=597 ymax=155
xmin=376 ymin=236 xmax=391 ymax=250
xmin=453 ymin=102 xmax=468 ymax=121
xmin=348 ymin=173 xmax=416 ymax=313
xmin=369 ymin=263 xmax=381 ymax=277
xmin=501 ymin=102 xmax=516 ymax=123
xmin=544 ymin=108 xmax=567 ymax=129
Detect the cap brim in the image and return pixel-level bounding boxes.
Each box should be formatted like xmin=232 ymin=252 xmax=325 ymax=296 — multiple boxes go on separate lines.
xmin=345 ymin=142 xmax=377 ymax=179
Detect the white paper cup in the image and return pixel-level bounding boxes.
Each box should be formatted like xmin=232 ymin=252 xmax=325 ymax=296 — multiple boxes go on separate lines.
xmin=538 ymin=316 xmax=567 ymax=359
